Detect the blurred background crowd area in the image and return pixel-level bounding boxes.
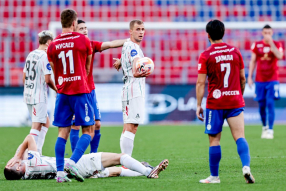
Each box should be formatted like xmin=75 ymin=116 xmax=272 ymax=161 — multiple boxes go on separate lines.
xmin=0 ymin=0 xmax=286 ymax=86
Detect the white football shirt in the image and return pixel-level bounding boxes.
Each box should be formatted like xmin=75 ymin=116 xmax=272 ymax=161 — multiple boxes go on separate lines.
xmin=23 ymin=49 xmax=52 ymax=104
xmin=121 ymin=41 xmax=145 ymax=101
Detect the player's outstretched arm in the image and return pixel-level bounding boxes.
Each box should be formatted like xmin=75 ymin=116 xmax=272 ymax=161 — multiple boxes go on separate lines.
xmin=45 ymin=74 xmax=57 ymax=92
xmin=196 ymin=74 xmax=207 ymax=121
xmin=132 ymin=57 xmax=149 ymax=78
xmin=113 ymin=58 xmax=122 ymax=71
xmin=101 ymin=39 xmax=128 ymax=51
xmin=6 ymin=135 xmax=37 ymax=168
xmin=240 ymin=69 xmax=246 ymax=95
xmin=247 ymin=53 xmax=257 ymax=88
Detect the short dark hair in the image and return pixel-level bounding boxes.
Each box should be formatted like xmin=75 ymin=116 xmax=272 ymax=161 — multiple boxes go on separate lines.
xmin=263 ymin=24 xmax=272 ymax=30
xmin=78 ymin=19 xmax=85 ymax=25
xmin=4 ymin=167 xmax=24 ymax=180
xmin=129 ymin=19 xmax=144 ymax=30
xmin=206 ymin=20 xmax=225 ymax=41
xmin=61 ymin=9 xmax=77 ymax=28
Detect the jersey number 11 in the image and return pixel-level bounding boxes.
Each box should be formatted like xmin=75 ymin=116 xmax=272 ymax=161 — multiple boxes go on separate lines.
xmin=58 ymin=50 xmax=74 ymax=75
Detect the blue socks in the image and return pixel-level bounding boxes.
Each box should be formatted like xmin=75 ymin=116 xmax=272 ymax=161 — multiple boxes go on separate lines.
xmin=258 ymin=100 xmax=267 ymax=127
xmin=236 ymin=138 xmax=250 ymax=167
xmin=70 ymin=129 xmax=80 ymax=152
xmin=70 ymin=134 xmax=91 ymax=163
xmin=90 ymin=130 xmax=101 ymax=153
xmin=209 ymin=146 xmax=221 ymax=176
xmin=55 ymin=137 xmax=67 ymax=171
xmin=267 ymin=98 xmax=275 ymax=130
xmin=259 ymin=98 xmax=275 ymax=129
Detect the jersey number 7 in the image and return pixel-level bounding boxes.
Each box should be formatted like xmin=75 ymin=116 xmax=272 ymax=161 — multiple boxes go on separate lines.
xmin=58 ymin=50 xmax=74 ymax=75
xmin=221 ymin=63 xmax=231 ymax=88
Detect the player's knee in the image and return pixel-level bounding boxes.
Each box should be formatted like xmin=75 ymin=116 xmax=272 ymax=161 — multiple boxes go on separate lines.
xmin=94 ymin=121 xmax=101 ymax=130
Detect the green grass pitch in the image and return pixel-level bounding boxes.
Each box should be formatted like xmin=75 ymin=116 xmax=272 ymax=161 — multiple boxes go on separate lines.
xmin=0 ymin=125 xmax=285 ymax=191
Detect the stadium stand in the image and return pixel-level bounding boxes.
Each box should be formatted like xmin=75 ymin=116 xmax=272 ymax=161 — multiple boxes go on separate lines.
xmin=0 ymin=0 xmax=286 ymax=86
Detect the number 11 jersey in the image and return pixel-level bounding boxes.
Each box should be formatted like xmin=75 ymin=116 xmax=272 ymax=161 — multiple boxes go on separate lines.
xmin=47 ymin=32 xmax=92 ymax=95
xmin=198 ymin=42 xmax=245 ymax=110
xmin=23 ymin=50 xmax=52 ymax=104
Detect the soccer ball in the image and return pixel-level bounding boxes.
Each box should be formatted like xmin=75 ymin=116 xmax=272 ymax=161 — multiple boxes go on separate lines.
xmin=136 ymin=57 xmax=154 ymax=75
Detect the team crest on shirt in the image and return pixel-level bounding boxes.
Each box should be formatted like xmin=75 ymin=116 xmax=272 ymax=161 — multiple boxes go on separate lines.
xmin=46 ymin=63 xmax=51 ymax=71
xmin=58 ymin=76 xmax=63 ymax=85
xmin=213 ymin=89 xmax=221 ymax=99
xmin=131 ymin=49 xmax=138 ymax=57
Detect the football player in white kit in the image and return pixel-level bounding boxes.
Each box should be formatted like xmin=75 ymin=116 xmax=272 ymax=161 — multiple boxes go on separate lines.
xmin=4 ymin=134 xmax=168 ymax=181
xmin=23 ymin=30 xmax=57 ymax=155
xmin=113 ymin=20 xmax=149 ymax=157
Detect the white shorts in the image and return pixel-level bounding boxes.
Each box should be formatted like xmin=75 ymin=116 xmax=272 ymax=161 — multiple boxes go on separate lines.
xmin=122 ymin=97 xmax=145 ymax=124
xmin=76 ymin=152 xmax=104 ymax=178
xmin=27 ymin=102 xmax=48 ymax=123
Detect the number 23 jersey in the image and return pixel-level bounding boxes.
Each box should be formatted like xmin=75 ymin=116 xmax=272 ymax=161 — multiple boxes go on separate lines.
xmin=198 ymin=43 xmax=245 ymax=110
xmin=23 ymin=50 xmax=52 ymax=104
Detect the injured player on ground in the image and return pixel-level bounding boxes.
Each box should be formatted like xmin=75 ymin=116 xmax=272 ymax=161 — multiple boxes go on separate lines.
xmin=4 ymin=134 xmax=168 ymax=181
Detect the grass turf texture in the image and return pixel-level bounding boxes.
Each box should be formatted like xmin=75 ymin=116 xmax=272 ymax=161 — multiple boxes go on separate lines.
xmin=0 ymin=125 xmax=285 ymax=191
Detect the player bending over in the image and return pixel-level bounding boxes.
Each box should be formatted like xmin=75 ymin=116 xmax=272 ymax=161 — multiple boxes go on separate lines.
xmin=70 ymin=19 xmax=128 ymax=153
xmin=4 ymin=134 xmax=168 ymax=181
xmin=113 ymin=20 xmax=149 ymax=157
xmin=23 ymin=30 xmax=57 ymax=156
xmin=196 ymin=20 xmax=255 ymax=184
xmin=248 ymin=25 xmax=283 ymax=139
xmin=47 ymin=9 xmax=95 ymax=182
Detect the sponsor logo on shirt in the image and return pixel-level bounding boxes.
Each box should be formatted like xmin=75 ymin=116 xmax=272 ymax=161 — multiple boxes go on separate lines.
xmin=263 ymin=47 xmax=270 ymax=53
xmin=215 ymin=55 xmax=233 ymax=63
xmin=131 ymin=49 xmax=138 ymax=57
xmin=213 ymin=89 xmax=221 ymax=99
xmin=222 ymin=90 xmax=240 ymax=96
xmin=207 ymin=110 xmax=212 ymax=130
xmin=46 ymin=63 xmax=51 ymax=71
xmin=58 ymin=76 xmax=81 ymax=85
xmin=198 ymin=64 xmax=201 ymax=70
xmin=257 ymin=44 xmax=263 ymax=48
xmin=214 ymin=45 xmax=227 ymax=49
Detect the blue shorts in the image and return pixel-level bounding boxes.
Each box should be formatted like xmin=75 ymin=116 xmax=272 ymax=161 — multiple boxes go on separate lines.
xmin=71 ymin=89 xmax=101 ymax=125
xmin=255 ymin=81 xmax=280 ymax=101
xmin=205 ymin=107 xmax=244 ymax=135
xmin=53 ymin=93 xmax=95 ymax=127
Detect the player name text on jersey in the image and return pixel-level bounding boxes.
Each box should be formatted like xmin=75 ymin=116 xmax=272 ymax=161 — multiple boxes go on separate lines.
xmin=55 ymin=42 xmax=74 ymax=50
xmin=215 ymin=55 xmax=233 ymax=63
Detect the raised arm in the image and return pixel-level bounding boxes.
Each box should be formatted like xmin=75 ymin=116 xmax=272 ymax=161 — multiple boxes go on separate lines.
xmin=247 ymin=53 xmax=257 ymax=88
xmin=101 ymin=39 xmax=128 ymax=51
xmin=196 ymin=74 xmax=207 ymax=121
xmin=6 ymin=135 xmax=37 ymax=167
xmin=269 ymin=41 xmax=283 ymax=60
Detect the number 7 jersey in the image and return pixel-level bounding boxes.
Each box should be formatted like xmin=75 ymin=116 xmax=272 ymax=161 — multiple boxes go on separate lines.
xmin=23 ymin=50 xmax=52 ymax=104
xmin=47 ymin=32 xmax=92 ymax=95
xmin=198 ymin=42 xmax=245 ymax=109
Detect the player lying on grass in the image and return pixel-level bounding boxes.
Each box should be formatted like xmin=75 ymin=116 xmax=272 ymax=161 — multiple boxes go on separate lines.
xmin=196 ymin=20 xmax=255 ymax=184
xmin=4 ymin=134 xmax=168 ymax=181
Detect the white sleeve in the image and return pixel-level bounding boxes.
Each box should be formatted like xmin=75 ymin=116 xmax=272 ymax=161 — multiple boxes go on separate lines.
xmin=42 ymin=56 xmax=52 ymax=75
xmin=128 ymin=43 xmax=141 ymax=64
xmin=23 ymin=60 xmax=27 ymax=73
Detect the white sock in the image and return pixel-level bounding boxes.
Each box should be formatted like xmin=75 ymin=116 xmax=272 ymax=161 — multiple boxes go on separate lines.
xmin=120 ymin=167 xmax=144 ymax=177
xmin=30 ymin=129 xmax=40 ymax=144
xmin=57 ymin=171 xmax=65 ymax=177
xmin=37 ymin=126 xmax=48 ymax=155
xmin=67 ymin=159 xmax=76 ymax=166
xmin=120 ymin=154 xmax=151 ymax=176
xmin=120 ymin=131 xmax=135 ymax=156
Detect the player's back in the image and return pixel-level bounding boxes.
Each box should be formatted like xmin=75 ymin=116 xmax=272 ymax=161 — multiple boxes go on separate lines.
xmin=198 ymin=42 xmax=245 ymax=109
xmin=23 ymin=49 xmax=50 ymax=104
xmin=47 ymin=32 xmax=92 ymax=95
